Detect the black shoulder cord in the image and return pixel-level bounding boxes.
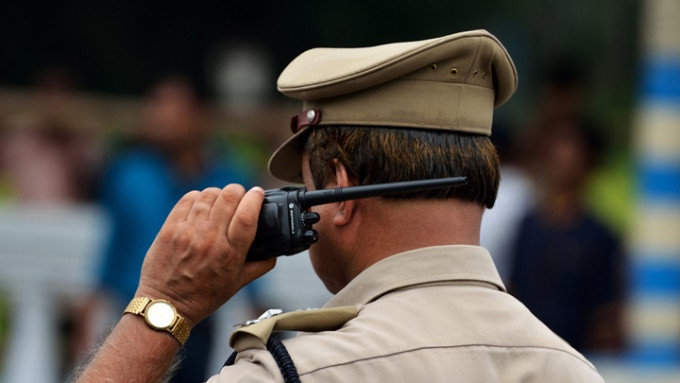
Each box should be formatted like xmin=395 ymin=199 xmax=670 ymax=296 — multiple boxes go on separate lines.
xmin=223 ymin=336 xmax=301 ymax=383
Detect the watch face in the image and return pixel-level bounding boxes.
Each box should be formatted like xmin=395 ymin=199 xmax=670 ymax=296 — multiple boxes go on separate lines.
xmin=146 ymin=300 xmax=176 ymax=329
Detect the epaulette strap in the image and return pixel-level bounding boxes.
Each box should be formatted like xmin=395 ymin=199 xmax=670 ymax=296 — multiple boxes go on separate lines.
xmin=229 ymin=306 xmax=359 ymax=350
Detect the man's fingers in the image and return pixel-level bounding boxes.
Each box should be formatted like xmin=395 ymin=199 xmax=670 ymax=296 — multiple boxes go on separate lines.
xmin=226 ymin=187 xmax=265 ymax=254
xmin=209 ymin=184 xmax=247 ymax=233
xmin=164 ymin=190 xmax=200 ymax=224
xmin=186 ymin=187 xmax=222 ymax=222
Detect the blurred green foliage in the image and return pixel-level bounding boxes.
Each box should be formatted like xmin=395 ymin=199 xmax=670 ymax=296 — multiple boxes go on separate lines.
xmin=587 ymin=151 xmax=635 ymax=236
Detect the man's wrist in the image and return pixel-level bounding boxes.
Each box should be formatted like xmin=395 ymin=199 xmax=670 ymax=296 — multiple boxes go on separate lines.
xmin=124 ymin=296 xmax=191 ymax=346
xmin=133 ymin=286 xmax=198 ymax=328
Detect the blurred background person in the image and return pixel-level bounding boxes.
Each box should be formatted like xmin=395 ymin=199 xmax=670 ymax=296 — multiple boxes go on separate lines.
xmin=0 ymin=66 xmax=101 ymax=203
xmin=0 ymin=115 xmax=80 ymax=202
xmin=74 ymin=75 xmax=257 ymax=382
xmin=508 ymin=114 xmax=627 ymax=354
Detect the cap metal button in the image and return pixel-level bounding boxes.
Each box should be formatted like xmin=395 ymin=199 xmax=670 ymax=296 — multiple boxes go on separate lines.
xmin=306 ymin=109 xmax=317 ymax=123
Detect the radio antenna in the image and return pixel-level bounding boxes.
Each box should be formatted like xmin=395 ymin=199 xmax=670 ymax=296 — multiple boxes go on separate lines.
xmin=299 ymin=176 xmax=467 ymax=208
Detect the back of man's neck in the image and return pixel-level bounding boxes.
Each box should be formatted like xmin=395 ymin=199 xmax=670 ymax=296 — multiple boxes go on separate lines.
xmin=348 ymin=198 xmax=483 ymax=279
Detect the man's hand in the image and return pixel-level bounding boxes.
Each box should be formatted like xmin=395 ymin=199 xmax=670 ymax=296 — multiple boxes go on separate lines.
xmin=74 ymin=185 xmax=274 ymax=383
xmin=135 ymin=184 xmax=276 ymax=328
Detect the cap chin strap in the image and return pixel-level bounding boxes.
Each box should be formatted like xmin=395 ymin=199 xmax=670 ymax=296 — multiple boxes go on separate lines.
xmin=290 ymin=108 xmax=322 ymax=133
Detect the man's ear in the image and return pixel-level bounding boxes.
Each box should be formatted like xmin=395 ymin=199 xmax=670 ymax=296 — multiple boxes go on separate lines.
xmin=330 ymin=159 xmax=357 ymax=226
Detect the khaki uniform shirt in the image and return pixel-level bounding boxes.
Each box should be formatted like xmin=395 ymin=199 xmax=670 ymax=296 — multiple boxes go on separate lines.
xmin=208 ymin=245 xmax=604 ymax=382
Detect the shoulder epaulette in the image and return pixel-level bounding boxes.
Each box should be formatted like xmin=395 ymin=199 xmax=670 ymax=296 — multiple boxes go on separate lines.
xmin=230 ymin=305 xmax=358 ymax=350
xmin=224 ymin=306 xmax=358 ymax=383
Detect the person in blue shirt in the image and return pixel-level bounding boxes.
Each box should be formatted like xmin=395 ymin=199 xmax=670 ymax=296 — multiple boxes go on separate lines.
xmin=94 ymin=76 xmax=255 ymax=382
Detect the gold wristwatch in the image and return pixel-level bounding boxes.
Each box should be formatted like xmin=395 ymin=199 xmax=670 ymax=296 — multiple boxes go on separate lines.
xmin=124 ymin=297 xmax=190 ymax=346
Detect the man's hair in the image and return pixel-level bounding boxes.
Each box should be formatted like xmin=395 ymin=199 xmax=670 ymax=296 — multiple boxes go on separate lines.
xmin=305 ymin=126 xmax=500 ymax=208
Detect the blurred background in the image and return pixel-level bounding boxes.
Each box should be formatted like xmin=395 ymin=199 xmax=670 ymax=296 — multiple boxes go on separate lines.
xmin=0 ymin=0 xmax=677 ymax=382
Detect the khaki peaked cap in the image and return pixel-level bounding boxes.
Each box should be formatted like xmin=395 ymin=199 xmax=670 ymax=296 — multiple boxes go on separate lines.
xmin=269 ymin=29 xmax=518 ymax=182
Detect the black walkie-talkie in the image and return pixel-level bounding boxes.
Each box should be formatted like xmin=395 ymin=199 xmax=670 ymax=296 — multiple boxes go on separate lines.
xmin=247 ymin=176 xmax=467 ymax=260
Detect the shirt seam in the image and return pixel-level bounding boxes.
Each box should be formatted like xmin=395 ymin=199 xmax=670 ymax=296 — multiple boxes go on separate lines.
xmin=298 ymin=344 xmax=598 ymax=377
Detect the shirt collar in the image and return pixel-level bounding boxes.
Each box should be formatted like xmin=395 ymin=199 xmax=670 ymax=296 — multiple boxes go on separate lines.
xmin=324 ymin=245 xmax=506 ymax=308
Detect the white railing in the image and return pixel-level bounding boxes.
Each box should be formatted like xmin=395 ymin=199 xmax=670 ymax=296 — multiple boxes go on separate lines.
xmin=0 ymin=204 xmax=107 ymax=383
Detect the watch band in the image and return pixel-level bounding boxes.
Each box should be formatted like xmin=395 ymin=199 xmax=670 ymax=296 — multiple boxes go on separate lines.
xmin=124 ymin=297 xmax=191 ymax=346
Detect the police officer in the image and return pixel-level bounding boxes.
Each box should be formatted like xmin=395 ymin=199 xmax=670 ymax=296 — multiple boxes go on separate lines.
xmin=75 ymin=30 xmax=605 ymax=382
